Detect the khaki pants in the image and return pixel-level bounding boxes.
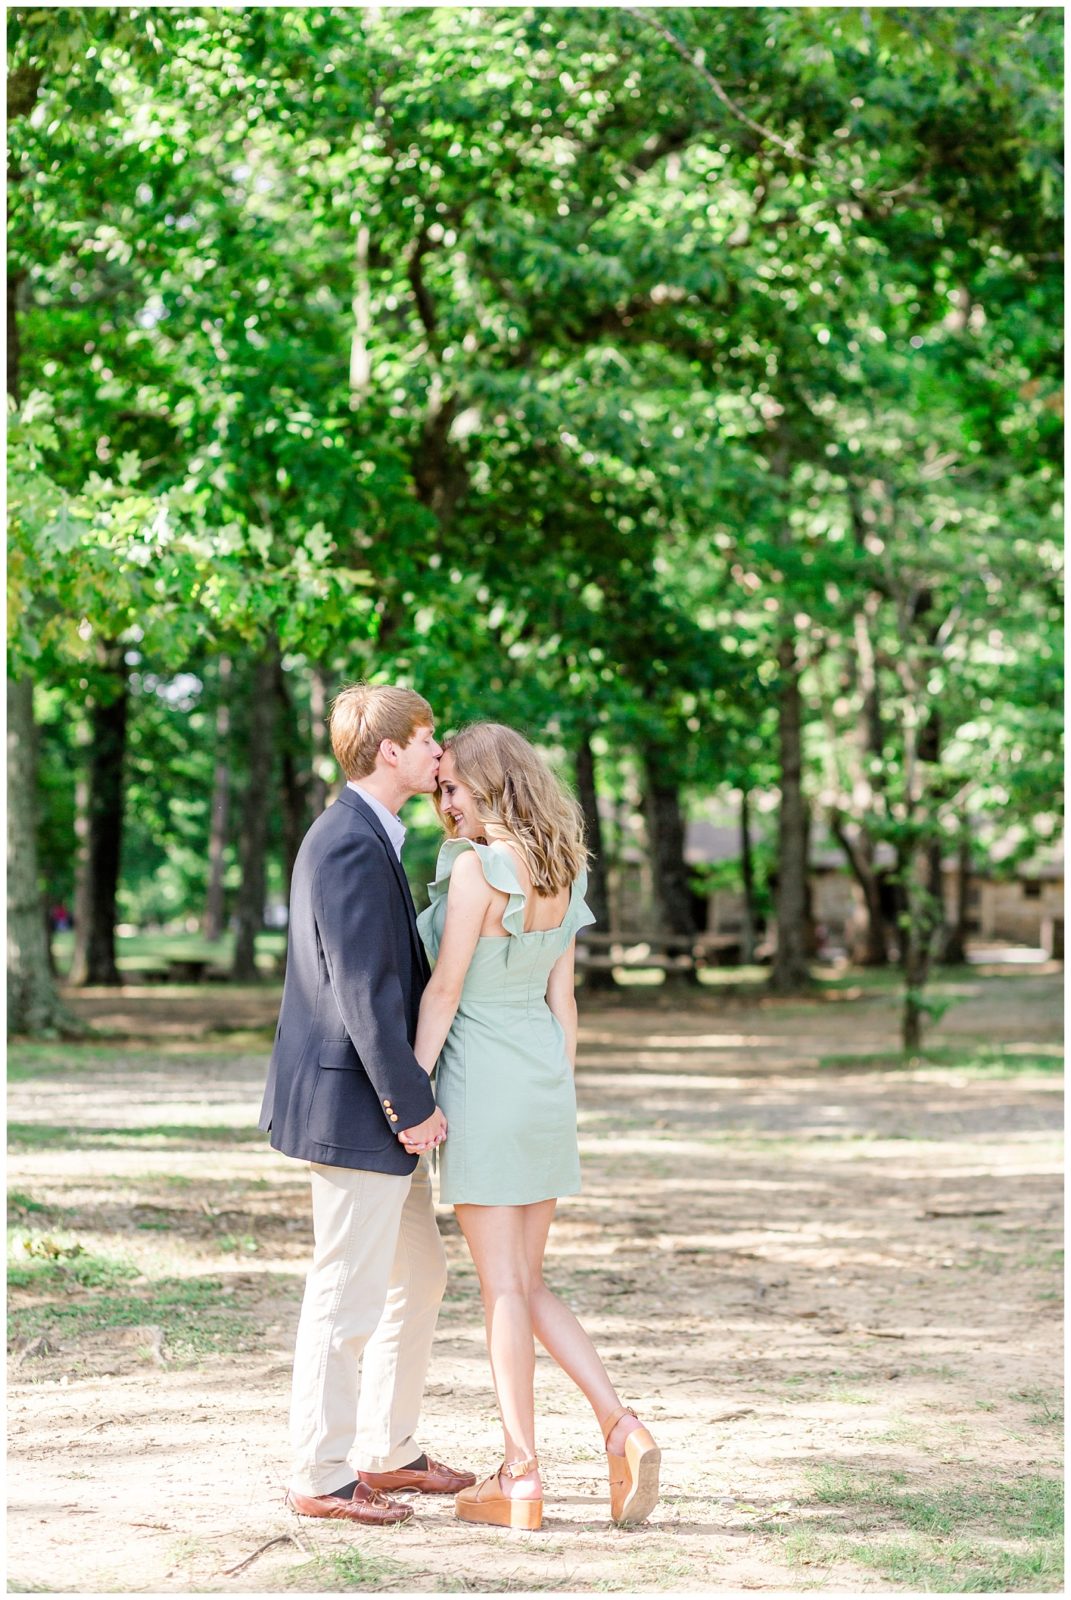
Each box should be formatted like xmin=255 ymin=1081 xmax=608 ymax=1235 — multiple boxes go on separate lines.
xmin=289 ymin=1156 xmax=447 ymax=1495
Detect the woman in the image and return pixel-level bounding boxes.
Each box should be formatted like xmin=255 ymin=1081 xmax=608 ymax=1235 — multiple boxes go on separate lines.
xmin=411 ymin=723 xmax=659 ymax=1531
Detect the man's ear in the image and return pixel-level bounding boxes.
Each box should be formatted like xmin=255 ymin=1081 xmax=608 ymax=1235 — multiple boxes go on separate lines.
xmin=378 ymin=739 xmax=399 ymax=767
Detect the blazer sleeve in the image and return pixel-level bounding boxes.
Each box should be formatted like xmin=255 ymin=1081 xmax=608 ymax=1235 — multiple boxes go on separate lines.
xmin=313 ymin=832 xmax=437 ymax=1131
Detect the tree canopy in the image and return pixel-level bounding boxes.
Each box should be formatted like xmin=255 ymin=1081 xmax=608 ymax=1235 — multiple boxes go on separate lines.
xmin=8 ymin=6 xmax=1063 ymax=1036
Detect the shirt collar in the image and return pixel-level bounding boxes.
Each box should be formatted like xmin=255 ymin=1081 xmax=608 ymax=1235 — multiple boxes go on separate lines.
xmin=348 ymin=782 xmax=407 ymax=861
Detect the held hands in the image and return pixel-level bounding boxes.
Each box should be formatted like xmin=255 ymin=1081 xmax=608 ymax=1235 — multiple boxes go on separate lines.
xmin=398 ymin=1105 xmax=447 ymax=1156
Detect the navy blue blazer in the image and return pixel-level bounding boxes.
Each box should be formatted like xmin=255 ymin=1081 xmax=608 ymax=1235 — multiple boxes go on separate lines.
xmin=258 ymin=787 xmax=436 ymax=1173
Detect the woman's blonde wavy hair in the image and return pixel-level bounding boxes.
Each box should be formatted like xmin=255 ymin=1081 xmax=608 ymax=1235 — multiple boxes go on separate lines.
xmin=435 ymin=723 xmax=588 ymax=896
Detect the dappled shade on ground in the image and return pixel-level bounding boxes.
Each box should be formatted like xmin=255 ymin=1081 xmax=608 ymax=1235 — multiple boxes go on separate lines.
xmin=7 ymin=971 xmax=1063 ymax=1592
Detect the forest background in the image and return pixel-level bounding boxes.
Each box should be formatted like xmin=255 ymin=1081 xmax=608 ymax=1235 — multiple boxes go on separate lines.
xmin=7 ymin=4 xmax=1063 ymax=1039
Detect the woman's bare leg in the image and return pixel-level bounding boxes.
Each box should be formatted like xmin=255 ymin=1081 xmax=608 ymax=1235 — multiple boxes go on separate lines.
xmin=454 ymin=1203 xmax=542 ymax=1499
xmin=518 ymin=1202 xmax=641 ymax=1456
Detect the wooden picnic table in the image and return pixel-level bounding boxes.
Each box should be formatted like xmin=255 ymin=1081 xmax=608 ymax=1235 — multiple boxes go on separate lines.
xmin=164 ymin=958 xmax=213 ymax=982
xmin=575 ymin=931 xmax=743 ymax=973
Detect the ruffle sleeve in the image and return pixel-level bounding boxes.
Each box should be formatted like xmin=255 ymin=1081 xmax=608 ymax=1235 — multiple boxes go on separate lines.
xmin=565 ymin=865 xmax=597 ymax=941
xmin=424 ymin=837 xmax=528 ymax=936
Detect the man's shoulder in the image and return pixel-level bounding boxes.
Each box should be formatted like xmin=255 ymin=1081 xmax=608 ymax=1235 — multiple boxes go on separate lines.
xmin=302 ymin=798 xmax=383 ymax=865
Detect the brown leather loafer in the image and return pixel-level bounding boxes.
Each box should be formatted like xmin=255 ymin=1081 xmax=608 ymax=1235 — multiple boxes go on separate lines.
xmin=286 ymin=1481 xmax=413 ymax=1525
xmin=359 ymin=1453 xmax=476 ymax=1495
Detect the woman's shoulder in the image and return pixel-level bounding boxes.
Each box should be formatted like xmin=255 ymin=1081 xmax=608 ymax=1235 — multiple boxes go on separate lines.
xmin=446 ymin=844 xmax=493 ymax=892
xmin=430 ymin=836 xmax=521 ymax=899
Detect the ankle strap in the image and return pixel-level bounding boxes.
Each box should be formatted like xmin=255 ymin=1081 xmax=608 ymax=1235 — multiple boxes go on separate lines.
xmin=600 ymin=1405 xmax=636 ymax=1445
xmin=501 ymin=1456 xmax=538 ymax=1478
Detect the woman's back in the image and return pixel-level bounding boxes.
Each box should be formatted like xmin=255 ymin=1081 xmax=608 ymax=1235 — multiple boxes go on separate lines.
xmin=418 ymin=838 xmax=591 ymax=1011
xmin=416 ymin=836 xmax=595 ymax=1204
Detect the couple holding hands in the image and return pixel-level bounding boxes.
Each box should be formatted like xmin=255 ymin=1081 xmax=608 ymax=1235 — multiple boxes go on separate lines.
xmin=259 ymin=683 xmax=660 ymax=1533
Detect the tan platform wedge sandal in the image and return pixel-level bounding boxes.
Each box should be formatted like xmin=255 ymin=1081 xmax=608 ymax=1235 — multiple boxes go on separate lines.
xmin=601 ymin=1405 xmax=661 ymax=1524
xmin=454 ymin=1456 xmax=543 ymax=1530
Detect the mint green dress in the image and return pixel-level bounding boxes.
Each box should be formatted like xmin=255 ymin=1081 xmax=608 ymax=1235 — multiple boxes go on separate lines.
xmin=416 ymin=839 xmax=596 ymax=1206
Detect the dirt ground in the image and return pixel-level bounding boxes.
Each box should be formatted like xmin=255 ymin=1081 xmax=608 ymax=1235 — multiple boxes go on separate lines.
xmin=7 ymin=969 xmax=1063 ymax=1594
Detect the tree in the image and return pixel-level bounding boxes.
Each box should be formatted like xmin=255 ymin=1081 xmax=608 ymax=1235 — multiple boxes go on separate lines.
xmin=8 ymin=6 xmax=1061 ymax=1034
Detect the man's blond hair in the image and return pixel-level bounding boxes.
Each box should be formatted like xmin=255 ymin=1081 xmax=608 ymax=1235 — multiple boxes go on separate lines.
xmin=329 ymin=683 xmax=434 ymax=780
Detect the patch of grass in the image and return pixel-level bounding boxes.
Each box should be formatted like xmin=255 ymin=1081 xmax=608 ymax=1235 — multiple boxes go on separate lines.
xmin=7 ymin=1227 xmax=139 ymax=1292
xmin=1011 ymin=1387 xmax=1064 ymax=1426
xmin=876 ymin=1419 xmax=929 ymax=1447
xmin=161 ymin=1534 xmax=211 ymax=1575
xmin=325 ymin=1544 xmax=422 ymax=1590
xmin=802 ymin=1466 xmax=1062 ymax=1591
xmin=955 ymin=1249 xmax=1014 ymax=1274
xmin=7 ymin=1045 xmax=121 ymax=1081
xmin=782 ymin=1528 xmax=837 ymax=1571
xmin=811 ymin=1466 xmax=1063 ymax=1531
xmin=439 ymin=1578 xmax=578 ymax=1595
xmin=218 ymin=1232 xmax=259 ymax=1255
xmin=1023 ymin=1246 xmax=1064 ymax=1271
xmin=8 ymin=1041 xmax=274 ymax=1080
xmin=310 ymin=1541 xmax=464 ymax=1591
xmin=7 ymin=1190 xmax=58 ymax=1217
xmin=50 ymin=926 xmax=286 ymax=979
xmin=816 ymin=1042 xmax=1063 ymax=1078
xmin=814 ymin=967 xmax=917 ymax=995
xmin=7 ymin=1270 xmax=258 ymax=1361
xmin=842 ymin=1535 xmax=1061 ymax=1592
xmin=8 ymin=1121 xmax=262 ymax=1151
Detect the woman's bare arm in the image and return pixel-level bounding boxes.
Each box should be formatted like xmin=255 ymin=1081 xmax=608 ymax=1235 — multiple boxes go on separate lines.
xmin=413 ymin=852 xmax=493 ymax=1074
xmin=545 ymin=939 xmax=579 ymax=1070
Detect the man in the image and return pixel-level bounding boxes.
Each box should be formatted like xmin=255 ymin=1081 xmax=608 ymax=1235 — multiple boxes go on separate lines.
xmin=259 ymin=683 xmax=474 ymax=1527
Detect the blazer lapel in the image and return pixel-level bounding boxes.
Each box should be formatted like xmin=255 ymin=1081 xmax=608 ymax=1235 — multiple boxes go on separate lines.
xmin=340 ymin=789 xmax=429 ymax=974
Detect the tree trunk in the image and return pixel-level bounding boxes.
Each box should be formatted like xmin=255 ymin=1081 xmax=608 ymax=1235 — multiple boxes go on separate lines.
xmin=71 ymin=763 xmax=91 ymax=965
xmin=941 ymin=827 xmax=971 ymax=965
xmin=231 ymin=649 xmax=278 ymax=982
xmin=309 ymin=664 xmax=330 ymax=820
xmin=853 ymin=595 xmax=884 ymax=764
xmin=739 ymin=785 xmax=757 ymax=964
xmin=769 ymin=634 xmax=812 ymax=992
xmin=901 ymin=838 xmax=941 ymax=1052
xmin=69 ymin=650 xmax=129 ymax=987
xmin=641 ymin=748 xmax=699 ymax=986
xmin=926 ymin=836 xmax=944 ymax=947
xmin=830 ymin=813 xmax=889 ymax=966
xmin=574 ymin=729 xmax=615 ymax=990
xmin=8 ymin=268 xmax=25 ymax=403
xmin=278 ymin=662 xmax=308 ymax=900
xmin=202 ymin=654 xmax=232 ymax=942
xmin=918 ymin=707 xmax=964 ymax=965
xmin=7 ymin=675 xmax=74 ymax=1034
xmin=7 ymin=62 xmax=71 ymax=1034
xmin=898 ymin=685 xmax=943 ymax=1047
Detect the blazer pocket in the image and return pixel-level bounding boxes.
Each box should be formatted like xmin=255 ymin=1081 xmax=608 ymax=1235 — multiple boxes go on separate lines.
xmin=317 ymin=1040 xmax=361 ymax=1069
xmin=306 ymin=1046 xmax=393 ymax=1152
